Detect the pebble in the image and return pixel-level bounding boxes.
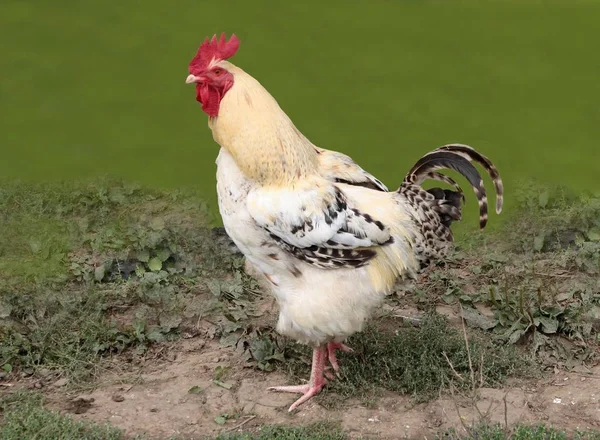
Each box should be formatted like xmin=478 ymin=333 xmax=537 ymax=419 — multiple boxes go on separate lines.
xmin=38 ymin=368 xmax=52 ymax=378
xmin=54 ymin=378 xmax=68 ymax=387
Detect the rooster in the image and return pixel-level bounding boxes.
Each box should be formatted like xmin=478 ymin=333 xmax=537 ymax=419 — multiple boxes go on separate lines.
xmin=185 ymin=33 xmax=503 ymax=412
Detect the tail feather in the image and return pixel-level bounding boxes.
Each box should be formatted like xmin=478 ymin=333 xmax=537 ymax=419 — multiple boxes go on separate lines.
xmin=403 ymin=150 xmax=489 ymax=228
xmin=402 ymin=144 xmax=503 ymax=229
xmin=426 ymin=188 xmax=463 ymax=227
xmin=436 ymin=144 xmax=503 ymax=215
xmin=417 ymin=171 xmax=465 ymax=204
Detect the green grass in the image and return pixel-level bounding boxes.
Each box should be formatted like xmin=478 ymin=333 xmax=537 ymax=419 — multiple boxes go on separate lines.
xmin=1 ymin=181 xmax=600 ymax=439
xmin=1 ymin=1 xmax=600 ymax=231
xmin=0 ymin=180 xmax=252 ymax=384
xmin=0 ymin=391 xmax=134 ymax=440
xmin=440 ymin=424 xmax=600 ymax=440
xmin=215 ymin=422 xmax=347 ymax=440
xmin=4 ymin=392 xmax=600 ymax=440
xmin=0 ymin=391 xmax=346 ymax=440
xmin=285 ymin=313 xmax=531 ymax=407
xmin=415 ymin=184 xmax=600 ymax=368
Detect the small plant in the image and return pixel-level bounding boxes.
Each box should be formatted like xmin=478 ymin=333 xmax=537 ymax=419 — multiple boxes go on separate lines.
xmin=439 ymin=423 xmax=600 ymax=440
xmin=215 ymin=422 xmax=347 ymax=440
xmin=414 ymin=184 xmax=600 ymax=371
xmin=0 ymin=391 xmax=135 ymax=440
xmin=0 ymin=179 xmax=252 ymax=383
xmin=285 ymin=313 xmax=529 ymax=406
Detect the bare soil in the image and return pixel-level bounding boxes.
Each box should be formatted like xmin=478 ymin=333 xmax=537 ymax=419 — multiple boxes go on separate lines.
xmin=16 ymin=305 xmax=600 ymax=440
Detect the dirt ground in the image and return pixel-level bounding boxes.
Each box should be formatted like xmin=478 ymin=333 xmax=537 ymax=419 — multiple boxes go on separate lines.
xmin=23 ymin=306 xmax=600 ymax=440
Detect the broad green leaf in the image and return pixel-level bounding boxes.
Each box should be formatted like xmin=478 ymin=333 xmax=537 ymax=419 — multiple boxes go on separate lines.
xmin=461 ymin=306 xmax=496 ymax=330
xmin=555 ymin=289 xmax=575 ymax=302
xmin=148 ymin=257 xmax=162 ymax=272
xmin=587 ymin=227 xmax=600 ymax=242
xmin=442 ymin=294 xmax=457 ymax=304
xmin=220 ymin=333 xmax=241 ymax=348
xmin=533 ymin=234 xmax=545 ymax=252
xmin=256 ymin=362 xmax=272 ymax=372
xmin=508 ymin=328 xmax=527 ymax=344
xmin=136 ymin=249 xmax=150 ymax=262
xmin=108 ymin=187 xmax=126 ymax=204
xmin=135 ymin=264 xmax=146 ymax=277
xmin=188 ymin=385 xmax=203 ymax=394
xmin=488 ymin=254 xmax=509 ymax=263
xmin=29 ymin=238 xmax=42 ymax=254
xmin=213 ymin=379 xmax=233 ymax=390
xmin=459 ymin=295 xmax=473 ymax=303
xmin=157 ymin=248 xmax=171 ymax=262
xmin=214 ymin=365 xmax=231 ymax=380
xmin=250 ymin=338 xmax=275 ymax=362
xmin=0 ymin=301 xmax=12 ymax=319
xmin=538 ymin=191 xmax=549 ymax=208
xmin=207 ymin=280 xmax=221 ymax=296
xmin=150 ymin=217 xmax=165 ymax=231
xmin=94 ymin=265 xmax=106 ymax=282
xmin=159 ymin=313 xmax=182 ymax=331
xmin=214 ymin=415 xmax=227 ymax=425
xmin=146 ymin=327 xmax=166 ymax=343
xmin=501 ymin=320 xmax=529 ymax=344
xmin=535 ymin=316 xmax=559 ymax=334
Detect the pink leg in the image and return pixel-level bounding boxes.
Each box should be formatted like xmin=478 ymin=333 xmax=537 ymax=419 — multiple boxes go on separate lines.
xmin=268 ymin=345 xmax=328 ymax=412
xmin=327 ymin=341 xmax=353 ymax=374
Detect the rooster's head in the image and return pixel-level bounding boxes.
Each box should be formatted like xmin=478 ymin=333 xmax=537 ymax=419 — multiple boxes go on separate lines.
xmin=186 ymin=33 xmax=240 ymax=117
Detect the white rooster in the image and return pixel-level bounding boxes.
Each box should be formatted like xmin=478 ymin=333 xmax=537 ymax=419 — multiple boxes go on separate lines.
xmin=185 ymin=33 xmax=503 ymax=411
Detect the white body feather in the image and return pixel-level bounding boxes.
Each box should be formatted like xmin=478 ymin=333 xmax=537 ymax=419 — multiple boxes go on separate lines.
xmin=216 ymin=148 xmax=418 ymax=345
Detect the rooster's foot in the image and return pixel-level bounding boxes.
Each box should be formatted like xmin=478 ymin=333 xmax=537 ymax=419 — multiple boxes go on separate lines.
xmin=268 ymin=345 xmax=329 ymax=411
xmin=268 ymin=382 xmax=327 ymax=412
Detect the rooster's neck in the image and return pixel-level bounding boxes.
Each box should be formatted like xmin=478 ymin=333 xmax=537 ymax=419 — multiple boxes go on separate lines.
xmin=208 ymin=64 xmax=318 ymax=185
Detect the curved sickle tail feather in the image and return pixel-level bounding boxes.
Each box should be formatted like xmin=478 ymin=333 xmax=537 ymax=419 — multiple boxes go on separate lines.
xmin=436 ymin=144 xmax=503 ymax=215
xmin=415 ymin=171 xmax=466 ymax=204
xmin=401 ymin=144 xmax=503 ymax=229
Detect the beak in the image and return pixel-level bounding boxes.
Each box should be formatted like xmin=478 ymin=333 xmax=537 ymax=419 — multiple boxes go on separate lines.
xmin=186 ymin=74 xmax=201 ymax=84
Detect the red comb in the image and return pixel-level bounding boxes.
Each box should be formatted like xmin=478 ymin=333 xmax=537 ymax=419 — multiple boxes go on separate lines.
xmin=189 ymin=33 xmax=240 ymax=71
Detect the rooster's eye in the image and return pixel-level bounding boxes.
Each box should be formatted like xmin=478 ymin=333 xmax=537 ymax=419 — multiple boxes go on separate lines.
xmin=214 ymin=69 xmax=222 ymax=76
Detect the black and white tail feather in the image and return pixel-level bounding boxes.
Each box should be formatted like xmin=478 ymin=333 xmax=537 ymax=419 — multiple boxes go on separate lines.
xmin=399 ymin=143 xmax=503 ymax=268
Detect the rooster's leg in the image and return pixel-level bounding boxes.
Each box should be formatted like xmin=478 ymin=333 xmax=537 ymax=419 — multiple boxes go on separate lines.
xmin=326 ymin=341 xmax=353 ymax=374
xmin=268 ymin=345 xmax=328 ymax=412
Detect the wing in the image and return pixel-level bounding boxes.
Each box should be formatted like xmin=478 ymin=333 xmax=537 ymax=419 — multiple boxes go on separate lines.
xmin=247 ymin=182 xmax=393 ymax=269
xmin=314 ymin=146 xmax=389 ymax=192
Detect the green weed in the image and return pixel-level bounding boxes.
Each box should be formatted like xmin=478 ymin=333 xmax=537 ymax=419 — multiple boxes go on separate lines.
xmin=0 ymin=180 xmax=256 ymax=384
xmin=284 ymin=313 xmax=530 ymax=407
xmin=439 ymin=423 xmax=600 ymax=440
xmin=215 ymin=422 xmax=347 ymax=440
xmin=416 ymin=185 xmax=600 ymax=370
xmin=0 ymin=391 xmax=135 ymax=440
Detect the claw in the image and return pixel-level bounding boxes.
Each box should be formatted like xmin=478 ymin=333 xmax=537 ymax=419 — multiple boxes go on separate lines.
xmin=327 ymin=342 xmax=353 ymax=374
xmin=269 ymin=382 xmax=327 ymax=412
xmin=268 ymin=345 xmax=328 ymax=412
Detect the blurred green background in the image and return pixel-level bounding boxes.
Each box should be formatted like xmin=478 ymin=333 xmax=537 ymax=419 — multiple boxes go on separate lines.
xmin=1 ymin=0 xmax=599 ymax=228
